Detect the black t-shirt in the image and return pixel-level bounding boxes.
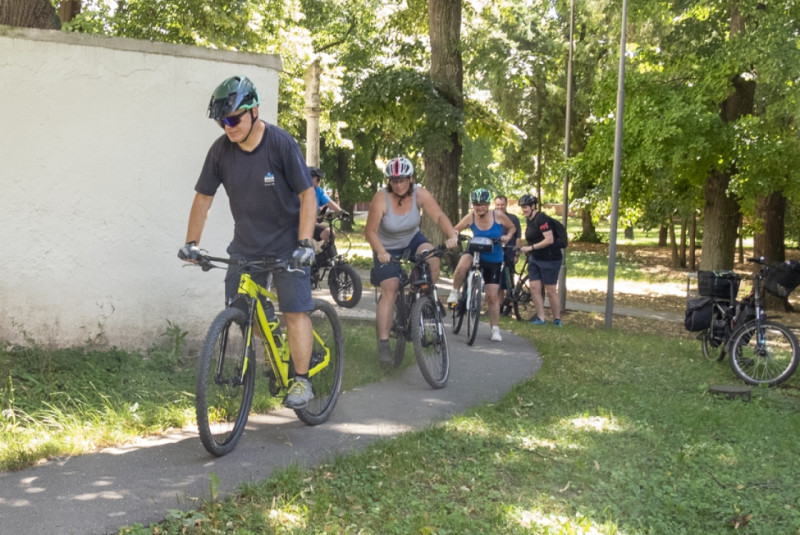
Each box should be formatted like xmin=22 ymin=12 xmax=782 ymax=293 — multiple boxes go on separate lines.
xmin=525 ymin=212 xmax=562 ymax=262
xmin=195 ymin=122 xmax=312 ymax=258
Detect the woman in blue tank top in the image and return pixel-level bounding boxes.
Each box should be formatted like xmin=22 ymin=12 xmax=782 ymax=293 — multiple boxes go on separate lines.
xmin=448 ymin=188 xmax=517 ymax=342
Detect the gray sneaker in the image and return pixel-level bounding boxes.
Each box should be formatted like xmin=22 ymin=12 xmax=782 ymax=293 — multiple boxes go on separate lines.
xmin=283 ymin=376 xmax=314 ymax=409
xmin=378 ymin=339 xmax=393 ymax=366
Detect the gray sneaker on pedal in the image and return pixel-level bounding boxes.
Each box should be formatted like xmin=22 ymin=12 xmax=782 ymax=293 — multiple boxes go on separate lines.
xmin=378 ymin=339 xmax=393 ymax=367
xmin=283 ymin=376 xmax=314 ymax=409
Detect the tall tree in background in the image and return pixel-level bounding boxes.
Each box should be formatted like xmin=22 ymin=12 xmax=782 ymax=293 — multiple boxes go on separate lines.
xmin=423 ymin=0 xmax=463 ymax=237
xmin=0 ymin=0 xmax=60 ymax=28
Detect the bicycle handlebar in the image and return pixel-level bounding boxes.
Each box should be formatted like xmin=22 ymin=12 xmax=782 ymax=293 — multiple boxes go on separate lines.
xmin=385 ymin=244 xmax=448 ymax=266
xmin=318 ymin=210 xmax=351 ymax=224
xmin=192 ymin=253 xmax=303 ymax=274
xmin=456 ymin=233 xmax=519 ymax=251
xmin=746 ymin=256 xmax=767 ymax=265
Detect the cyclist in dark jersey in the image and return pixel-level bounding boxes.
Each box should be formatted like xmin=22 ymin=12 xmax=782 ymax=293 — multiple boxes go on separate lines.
xmin=178 ymin=75 xmax=318 ymax=409
xmin=518 ymin=194 xmax=563 ymax=327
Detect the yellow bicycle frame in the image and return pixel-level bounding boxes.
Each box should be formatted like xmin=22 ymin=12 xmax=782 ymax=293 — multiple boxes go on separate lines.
xmin=236 ymin=273 xmax=330 ymax=386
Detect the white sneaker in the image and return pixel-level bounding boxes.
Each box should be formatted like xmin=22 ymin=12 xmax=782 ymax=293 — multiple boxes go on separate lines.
xmin=490 ymin=326 xmax=502 ymax=342
xmin=447 ymin=289 xmax=460 ymax=305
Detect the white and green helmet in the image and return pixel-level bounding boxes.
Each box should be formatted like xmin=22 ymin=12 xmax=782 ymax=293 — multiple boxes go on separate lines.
xmin=207 ymin=75 xmax=260 ymax=120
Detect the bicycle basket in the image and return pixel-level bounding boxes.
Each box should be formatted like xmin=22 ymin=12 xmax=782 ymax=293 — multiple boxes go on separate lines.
xmin=698 ymin=270 xmax=740 ymax=300
xmin=467 ymin=236 xmax=494 ymax=254
xmin=764 ymin=260 xmax=800 ymax=298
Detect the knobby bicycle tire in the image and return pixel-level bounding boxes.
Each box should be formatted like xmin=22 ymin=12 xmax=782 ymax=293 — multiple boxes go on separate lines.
xmin=512 ymin=274 xmax=533 ymax=322
xmin=410 ymin=295 xmax=450 ymax=389
xmin=196 ymin=307 xmax=255 ymax=457
xmin=700 ymin=329 xmax=727 ymax=362
xmin=295 ymin=299 xmax=345 ymax=425
xmin=388 ymin=293 xmax=407 ymax=367
xmin=729 ymin=319 xmax=800 ymax=386
xmin=451 ymin=281 xmax=467 ymax=335
xmin=328 ymin=263 xmax=362 ymax=309
xmin=467 ymin=272 xmax=482 ymax=346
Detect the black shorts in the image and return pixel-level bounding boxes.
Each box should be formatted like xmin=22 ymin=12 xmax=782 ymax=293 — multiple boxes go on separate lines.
xmin=480 ymin=261 xmax=503 ymax=285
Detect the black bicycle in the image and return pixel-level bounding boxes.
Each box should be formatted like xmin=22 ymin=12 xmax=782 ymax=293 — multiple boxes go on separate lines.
xmin=501 ymin=254 xmax=534 ymax=322
xmin=381 ymin=246 xmax=450 ymax=389
xmin=450 ymin=235 xmax=496 ymax=345
xmin=691 ymin=270 xmax=749 ymax=362
xmin=690 ymin=258 xmax=800 ymax=385
xmin=311 ymin=211 xmax=362 ymax=308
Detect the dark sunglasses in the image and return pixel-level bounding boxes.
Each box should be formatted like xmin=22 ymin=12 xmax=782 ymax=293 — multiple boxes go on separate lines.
xmin=472 ymin=202 xmax=489 ymax=206
xmin=218 ymin=109 xmax=249 ymax=128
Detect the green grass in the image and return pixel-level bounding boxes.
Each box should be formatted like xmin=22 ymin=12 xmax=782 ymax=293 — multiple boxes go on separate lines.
xmin=568 ymin=249 xmax=680 ymax=282
xmin=0 ymin=319 xmax=385 ymax=471
xmin=117 ymin=318 xmax=800 ymax=534
xmin=6 ymin=232 xmax=800 ymax=533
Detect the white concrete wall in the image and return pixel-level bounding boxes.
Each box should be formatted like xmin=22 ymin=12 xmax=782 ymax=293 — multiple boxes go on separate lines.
xmin=0 ymin=26 xmax=283 ymax=349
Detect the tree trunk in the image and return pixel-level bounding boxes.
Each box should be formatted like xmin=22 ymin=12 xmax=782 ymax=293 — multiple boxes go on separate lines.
xmin=679 ymin=216 xmax=687 ymax=268
xmin=754 ymin=191 xmax=786 ymax=263
xmin=58 ymin=0 xmax=80 ymax=23
xmin=422 ymin=0 xmax=463 ymax=242
xmin=700 ymin=168 xmax=740 ymax=270
xmin=699 ymin=1 xmax=754 ymax=271
xmin=0 ymin=0 xmax=61 ymax=28
xmin=304 ymin=59 xmax=322 ymax=168
xmin=755 ymin=192 xmax=789 ymax=310
xmin=658 ymin=225 xmax=668 ymax=247
xmin=624 ymin=225 xmax=634 ymax=240
xmin=689 ymin=212 xmax=697 ymax=270
xmin=668 ymin=216 xmax=679 ymax=267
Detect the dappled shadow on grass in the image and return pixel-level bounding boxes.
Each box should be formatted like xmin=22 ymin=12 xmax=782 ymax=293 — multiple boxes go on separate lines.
xmin=191 ymin=318 xmax=800 ymax=534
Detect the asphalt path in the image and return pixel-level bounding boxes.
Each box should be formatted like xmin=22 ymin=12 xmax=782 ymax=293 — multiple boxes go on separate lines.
xmin=0 ymin=277 xmax=542 ymax=535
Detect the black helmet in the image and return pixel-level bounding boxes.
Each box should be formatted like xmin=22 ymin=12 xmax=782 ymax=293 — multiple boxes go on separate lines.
xmin=470 ymin=188 xmax=491 ymax=204
xmin=207 ymin=76 xmax=260 ymax=120
xmin=308 ymin=167 xmax=324 ymax=178
xmin=518 ymin=194 xmax=538 ymax=207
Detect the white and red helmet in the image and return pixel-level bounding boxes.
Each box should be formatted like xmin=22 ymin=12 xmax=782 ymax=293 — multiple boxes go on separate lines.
xmin=384 ymin=156 xmax=415 ymax=180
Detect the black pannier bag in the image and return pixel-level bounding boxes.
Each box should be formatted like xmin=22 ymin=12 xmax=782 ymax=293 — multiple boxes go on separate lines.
xmin=684 ymin=297 xmax=714 ymax=332
xmin=733 ymin=296 xmax=756 ymax=329
xmin=698 ymin=270 xmax=741 ymax=300
xmin=763 ymin=260 xmax=800 ymax=298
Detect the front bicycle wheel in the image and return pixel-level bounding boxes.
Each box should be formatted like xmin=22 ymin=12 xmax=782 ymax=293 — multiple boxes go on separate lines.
xmin=466 ymin=272 xmax=483 ymax=346
xmin=411 ymin=295 xmax=450 ymax=389
xmin=295 ymin=299 xmax=345 ymax=425
xmin=451 ymin=282 xmax=466 ymax=335
xmin=512 ymin=275 xmax=533 ymax=322
xmin=729 ymin=320 xmax=799 ymax=386
xmin=196 ymin=307 xmax=255 ymax=457
xmin=386 ymin=293 xmax=407 ymax=367
xmin=328 ymin=263 xmax=362 ymax=308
